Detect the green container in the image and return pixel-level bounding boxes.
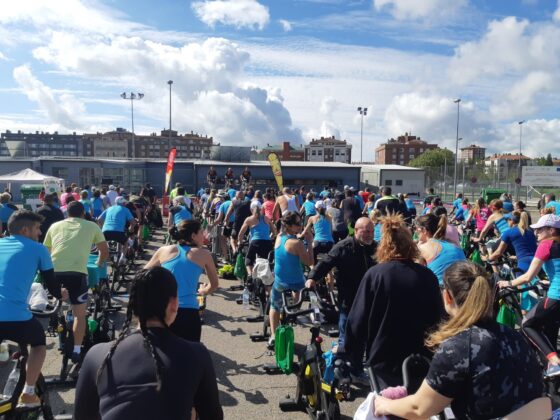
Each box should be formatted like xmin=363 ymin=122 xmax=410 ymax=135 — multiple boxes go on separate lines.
xmin=20 ymin=184 xmax=44 ymax=210
xmin=481 ymin=188 xmax=506 ymax=204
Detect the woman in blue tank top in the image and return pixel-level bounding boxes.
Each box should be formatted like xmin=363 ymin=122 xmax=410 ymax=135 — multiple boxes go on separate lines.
xmin=268 ymin=211 xmax=314 ymax=350
xmin=417 ymin=213 xmax=466 ymax=285
xmin=236 ymin=201 xmax=276 ymax=279
xmin=145 ymin=220 xmax=219 ymax=342
xmin=301 ymin=200 xmax=334 ymax=265
xmin=301 ymin=193 xmax=317 ymax=226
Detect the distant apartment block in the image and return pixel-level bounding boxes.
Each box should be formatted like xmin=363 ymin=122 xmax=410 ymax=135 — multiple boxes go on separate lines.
xmin=375 ymin=133 xmax=438 ymax=165
xmin=460 ymin=144 xmax=486 ymax=162
xmin=304 ymin=136 xmax=352 ymax=164
xmin=0 ymin=130 xmax=82 ymax=157
xmin=252 ymin=141 xmax=304 ymax=161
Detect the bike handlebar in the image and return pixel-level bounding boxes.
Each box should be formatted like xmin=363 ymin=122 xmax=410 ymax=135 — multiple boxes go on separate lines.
xmin=281 ymin=288 xmax=324 ymax=317
xmin=496 ymin=281 xmax=548 ymax=300
xmin=30 ymin=298 xmax=61 ymax=318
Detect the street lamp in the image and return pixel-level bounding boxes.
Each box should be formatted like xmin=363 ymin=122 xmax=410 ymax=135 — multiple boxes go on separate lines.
xmin=357 ymin=107 xmax=367 ymax=163
xmin=453 ymin=98 xmax=461 ymax=197
xmin=518 ymin=120 xmax=525 ymax=200
xmin=168 ymin=80 xmax=173 ymax=150
xmin=120 ymin=92 xmax=144 ymax=158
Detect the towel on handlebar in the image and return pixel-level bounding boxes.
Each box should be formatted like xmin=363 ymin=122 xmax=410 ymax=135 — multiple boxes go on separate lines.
xmin=27 ymin=282 xmax=49 ymax=311
xmin=353 ymin=387 xmax=408 ymax=420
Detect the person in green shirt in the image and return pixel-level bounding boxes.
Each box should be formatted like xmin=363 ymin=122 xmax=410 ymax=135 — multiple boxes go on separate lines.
xmin=43 ymin=201 xmax=109 ymax=363
xmin=169 ymin=182 xmax=182 ymax=201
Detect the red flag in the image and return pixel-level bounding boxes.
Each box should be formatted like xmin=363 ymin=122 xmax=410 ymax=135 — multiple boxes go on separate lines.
xmin=164 ymin=147 xmax=177 ymax=194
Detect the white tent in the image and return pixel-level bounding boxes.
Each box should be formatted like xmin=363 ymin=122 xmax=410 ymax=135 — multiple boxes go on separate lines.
xmin=0 ymin=168 xmax=63 ymax=183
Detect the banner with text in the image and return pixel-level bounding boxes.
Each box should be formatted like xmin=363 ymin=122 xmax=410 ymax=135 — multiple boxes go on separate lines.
xmin=164 ymin=147 xmax=177 ymax=194
xmin=268 ymin=152 xmax=284 ymax=191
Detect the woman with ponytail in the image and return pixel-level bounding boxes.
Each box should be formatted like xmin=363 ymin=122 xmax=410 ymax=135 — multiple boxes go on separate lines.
xmin=345 ymin=214 xmax=443 ymax=389
xmin=300 ymin=200 xmax=334 ymax=265
xmin=75 ymin=267 xmax=223 ymax=420
xmin=236 ymin=200 xmax=276 ymax=278
xmin=375 ymin=261 xmax=545 ymax=419
xmin=145 ymin=220 xmax=219 ymax=342
xmin=416 ymin=213 xmax=465 ymax=285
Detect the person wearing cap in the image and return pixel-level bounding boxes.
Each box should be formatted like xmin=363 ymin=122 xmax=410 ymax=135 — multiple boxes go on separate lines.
xmin=300 ymin=200 xmax=334 ymax=266
xmin=236 ymin=200 xmax=276 ymax=279
xmin=106 ymin=185 xmax=118 ymax=206
xmin=498 ymin=214 xmax=560 ymax=377
xmin=98 ymin=196 xmax=136 ymax=250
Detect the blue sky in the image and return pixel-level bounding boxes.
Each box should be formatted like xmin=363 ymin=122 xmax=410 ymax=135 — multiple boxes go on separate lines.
xmin=0 ymin=0 xmax=559 ymax=160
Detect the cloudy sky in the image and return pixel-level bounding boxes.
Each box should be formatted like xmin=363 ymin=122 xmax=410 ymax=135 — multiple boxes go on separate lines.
xmin=1 ymin=0 xmax=559 ymax=161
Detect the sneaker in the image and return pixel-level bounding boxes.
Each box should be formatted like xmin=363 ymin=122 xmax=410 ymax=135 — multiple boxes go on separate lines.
xmin=350 ymin=371 xmax=370 ymax=387
xmin=546 ymin=363 xmax=560 ymax=377
xmin=17 ymin=393 xmax=40 ymax=408
xmin=267 ymin=337 xmax=275 ymax=351
xmin=71 ymin=352 xmax=81 ymax=364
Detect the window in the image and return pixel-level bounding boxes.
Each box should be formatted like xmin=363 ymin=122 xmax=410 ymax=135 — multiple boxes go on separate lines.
xmin=385 ymin=179 xmax=392 ymax=186
xmin=409 ymin=147 xmax=415 ymax=153
xmin=396 ymin=180 xmax=403 ymax=186
xmin=419 ymin=148 xmax=424 ymax=153
xmin=312 ymin=150 xmax=316 ymax=156
xmin=318 ymin=150 xmax=323 ymax=156
xmin=400 ymin=153 xmax=404 ymax=159
xmin=409 ymin=154 xmax=415 ymax=159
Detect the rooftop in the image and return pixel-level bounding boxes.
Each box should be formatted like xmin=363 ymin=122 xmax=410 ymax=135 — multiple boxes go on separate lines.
xmin=359 ymin=164 xmax=424 ymax=171
xmin=485 ymin=153 xmax=532 ymax=161
xmin=460 ymin=144 xmax=485 ymax=150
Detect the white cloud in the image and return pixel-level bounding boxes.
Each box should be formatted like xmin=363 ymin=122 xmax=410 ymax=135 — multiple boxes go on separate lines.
xmin=192 ymin=0 xmax=270 ymax=30
xmin=0 ymin=52 xmax=7 ymax=61
xmin=555 ymin=0 xmax=560 ymax=22
xmin=373 ymin=0 xmax=467 ymax=21
xmin=279 ymin=19 xmax=292 ymax=32
xmin=13 ymin=65 xmax=86 ymax=130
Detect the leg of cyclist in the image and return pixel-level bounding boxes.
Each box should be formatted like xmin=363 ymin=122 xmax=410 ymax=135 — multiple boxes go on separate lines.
xmin=58 ymin=273 xmax=89 ymax=362
xmin=522 ymin=298 xmax=560 ymax=374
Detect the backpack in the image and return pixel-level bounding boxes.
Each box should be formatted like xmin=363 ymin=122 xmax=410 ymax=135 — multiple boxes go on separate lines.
xmin=275 ymin=324 xmax=294 ymax=374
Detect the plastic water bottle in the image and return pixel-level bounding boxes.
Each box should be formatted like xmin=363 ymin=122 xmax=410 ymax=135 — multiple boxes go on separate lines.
xmin=3 ymin=362 xmax=20 ymax=397
xmin=310 ymin=293 xmax=319 ymax=307
xmin=242 ymin=287 xmax=250 ymax=310
xmin=0 ymin=342 xmax=9 ymax=363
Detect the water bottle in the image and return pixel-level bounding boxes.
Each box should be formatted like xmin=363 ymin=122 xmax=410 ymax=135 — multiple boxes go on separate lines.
xmin=3 ymin=362 xmax=20 ymax=397
xmin=66 ymin=310 xmax=74 ymax=325
xmin=242 ymin=287 xmax=250 ymax=310
xmin=0 ymin=342 xmax=9 ymax=363
xmin=310 ymin=293 xmax=319 ymax=307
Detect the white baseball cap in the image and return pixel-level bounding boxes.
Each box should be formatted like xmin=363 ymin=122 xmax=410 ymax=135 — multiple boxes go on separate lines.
xmin=109 ymin=185 xmax=116 ymax=190
xmin=115 ymin=196 xmax=127 ymax=205
xmin=315 ymin=200 xmax=325 ymax=209
xmin=530 ymin=214 xmax=560 ymax=230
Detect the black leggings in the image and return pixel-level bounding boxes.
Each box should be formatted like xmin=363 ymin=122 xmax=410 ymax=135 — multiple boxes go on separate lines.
xmin=170 ymin=308 xmax=202 ymax=342
xmin=522 ymin=297 xmax=560 ymax=358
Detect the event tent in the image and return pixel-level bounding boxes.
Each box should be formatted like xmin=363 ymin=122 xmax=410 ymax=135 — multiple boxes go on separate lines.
xmin=0 ymin=168 xmax=64 ymax=183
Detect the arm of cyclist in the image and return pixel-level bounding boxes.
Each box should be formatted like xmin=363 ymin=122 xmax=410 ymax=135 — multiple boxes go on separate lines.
xmin=237 ymin=219 xmax=250 ymax=245
xmin=498 ymin=257 xmax=544 ymax=288
xmin=96 ymin=240 xmax=109 ymax=266
xmin=374 ymin=380 xmax=451 ymax=420
xmin=487 ymin=241 xmax=507 ymax=262
xmin=300 ymin=217 xmax=313 ymax=238
xmin=198 ymin=251 xmax=219 ymax=296
xmin=265 ymin=216 xmax=276 ymax=238
xmin=291 ymin=229 xmax=314 ymax=267
xmin=306 ymin=240 xmax=341 ymax=288
xmin=474 ymin=215 xmax=497 ymax=242
xmin=41 ymin=268 xmax=64 ymax=300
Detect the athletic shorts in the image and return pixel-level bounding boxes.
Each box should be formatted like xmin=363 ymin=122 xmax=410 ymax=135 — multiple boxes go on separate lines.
xmin=223 ymin=224 xmax=233 ymax=238
xmin=170 ymin=308 xmax=202 ymax=342
xmin=0 ymin=318 xmax=46 ymax=347
xmin=270 ymin=281 xmax=305 ymax=312
xmin=245 ymin=240 xmax=273 ymax=266
xmin=313 ymin=241 xmax=334 ymax=264
xmin=56 ymin=272 xmax=88 ymax=305
xmin=103 ymin=231 xmax=127 ymax=245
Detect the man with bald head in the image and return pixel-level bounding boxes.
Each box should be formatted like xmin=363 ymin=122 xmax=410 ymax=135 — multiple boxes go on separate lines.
xmin=307 ymin=216 xmax=376 ymax=383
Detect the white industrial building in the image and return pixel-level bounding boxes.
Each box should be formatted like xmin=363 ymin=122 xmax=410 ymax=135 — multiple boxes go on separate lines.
xmin=360 ymin=164 xmax=425 ymax=196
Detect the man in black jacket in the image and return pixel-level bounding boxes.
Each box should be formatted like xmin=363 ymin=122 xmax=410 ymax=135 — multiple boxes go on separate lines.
xmin=36 ymin=194 xmax=64 ymax=243
xmin=306 ymin=217 xmax=376 ymax=381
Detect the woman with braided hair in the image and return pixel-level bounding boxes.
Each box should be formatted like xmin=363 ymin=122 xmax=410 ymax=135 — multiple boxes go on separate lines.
xmin=74 ymin=267 xmax=223 ymax=420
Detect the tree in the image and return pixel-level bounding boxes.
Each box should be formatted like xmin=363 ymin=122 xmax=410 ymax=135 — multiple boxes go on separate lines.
xmin=546 ymin=153 xmax=554 ymax=166
xmin=409 ymin=148 xmax=455 ymax=168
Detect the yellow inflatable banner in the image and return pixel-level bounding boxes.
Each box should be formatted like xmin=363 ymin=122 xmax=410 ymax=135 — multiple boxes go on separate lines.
xmin=267 ymin=152 xmax=284 ymax=190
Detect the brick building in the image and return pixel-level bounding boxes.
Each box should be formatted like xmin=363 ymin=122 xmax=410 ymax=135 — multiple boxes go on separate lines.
xmin=252 ymin=142 xmax=304 ymax=161
xmin=0 ymin=130 xmax=82 ymax=157
xmin=375 ymin=133 xmax=438 ymax=165
xmin=460 ymin=144 xmax=486 ymax=163
xmin=304 ymin=136 xmax=352 ymax=164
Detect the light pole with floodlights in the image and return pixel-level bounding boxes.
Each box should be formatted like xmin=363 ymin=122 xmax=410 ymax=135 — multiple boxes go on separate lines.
xmin=120 ymin=92 xmax=144 ymax=158
xmin=453 ymin=98 xmax=461 ymax=198
xmin=357 ymin=107 xmax=367 ymax=163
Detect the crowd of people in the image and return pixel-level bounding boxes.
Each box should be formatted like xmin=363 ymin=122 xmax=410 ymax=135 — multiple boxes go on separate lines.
xmin=1 ymin=177 xmax=560 ymax=419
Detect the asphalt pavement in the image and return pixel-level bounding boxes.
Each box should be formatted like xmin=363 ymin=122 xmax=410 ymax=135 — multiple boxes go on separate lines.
xmin=0 ymin=229 xmax=367 ymax=419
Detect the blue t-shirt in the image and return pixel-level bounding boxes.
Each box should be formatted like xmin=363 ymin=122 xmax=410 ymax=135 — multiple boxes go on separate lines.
xmin=302 ymin=201 xmax=316 ymax=217
xmin=219 ymin=200 xmax=235 ymax=223
xmin=0 ymin=204 xmax=16 ymax=224
xmin=355 ymin=194 xmax=365 ymax=210
xmin=454 ymin=206 xmax=466 ymax=221
xmin=172 ymin=205 xmax=193 ymax=226
xmin=100 ymin=206 xmax=134 ymax=233
xmin=92 ymin=197 xmax=104 ymax=218
xmin=0 ymin=235 xmax=53 ymax=321
xmin=545 ymin=201 xmax=560 ymax=216
xmin=453 ymin=198 xmax=462 ymax=211
xmin=503 ymin=201 xmax=514 ymax=213
xmin=227 ymin=188 xmax=237 ymax=200
xmin=501 ymin=227 xmax=537 ymax=271
xmin=320 ymin=190 xmax=330 ymax=199
xmin=80 ymin=199 xmax=92 ymax=215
